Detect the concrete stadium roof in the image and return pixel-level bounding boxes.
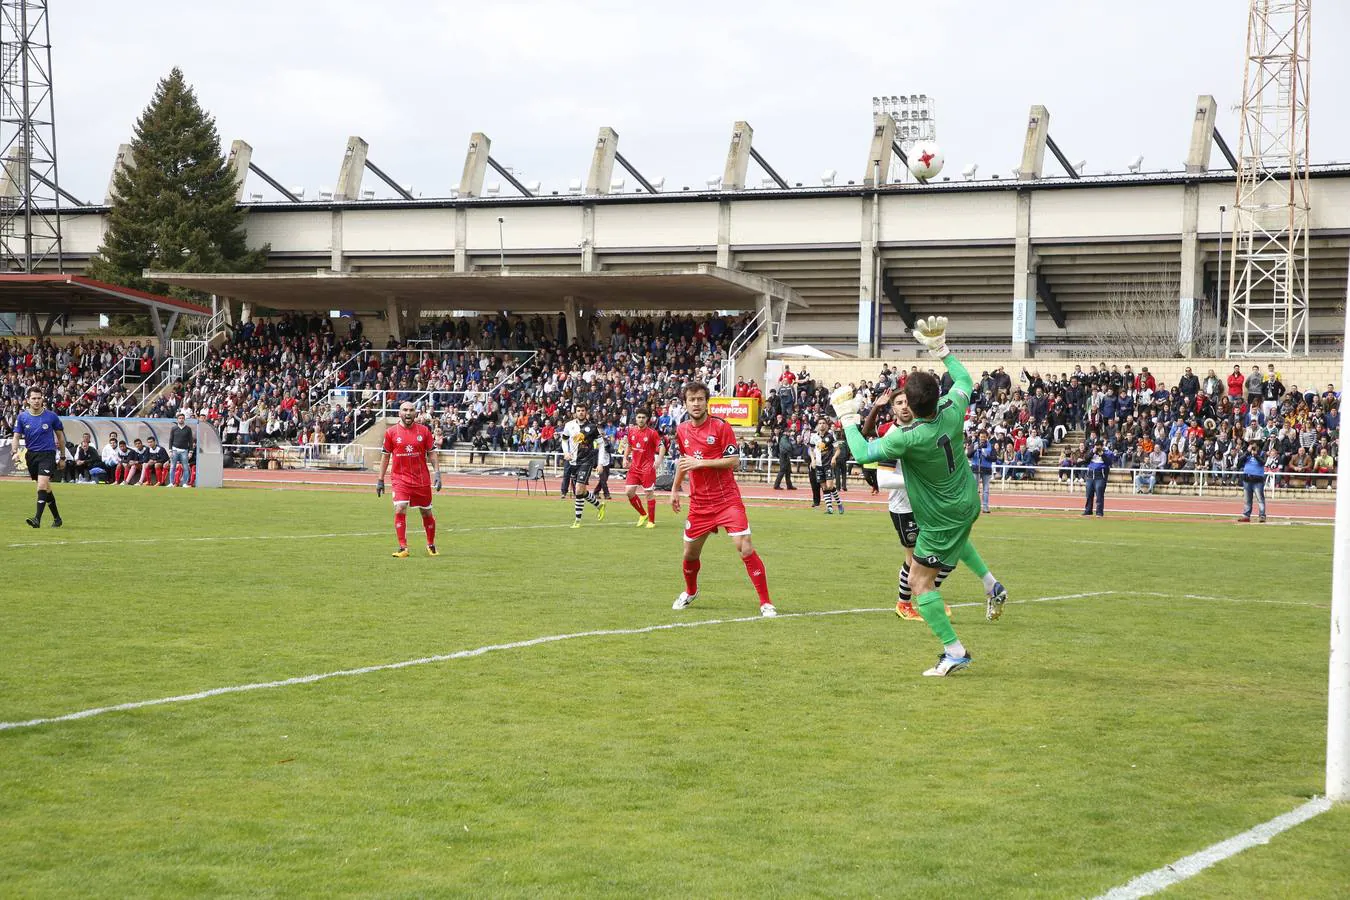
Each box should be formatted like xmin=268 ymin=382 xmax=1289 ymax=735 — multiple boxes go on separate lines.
xmin=0 ymin=274 xmax=210 ymax=320
xmin=146 ymin=266 xmax=805 ymax=314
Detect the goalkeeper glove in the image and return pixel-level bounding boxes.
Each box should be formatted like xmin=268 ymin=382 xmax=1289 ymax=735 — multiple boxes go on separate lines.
xmin=912 ymin=315 xmax=950 ymax=359
xmin=434 ymin=472 xmax=442 ymax=492
xmin=829 ymin=385 xmax=862 ymax=428
xmin=376 ymin=479 xmax=385 ymax=498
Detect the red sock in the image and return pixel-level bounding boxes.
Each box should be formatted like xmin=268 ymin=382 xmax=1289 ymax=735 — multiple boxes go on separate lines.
xmin=423 ymin=513 xmax=436 ymax=547
xmin=647 ymin=499 xmax=656 ymax=522
xmin=742 ymin=552 xmax=771 ymax=605
xmin=682 ymin=559 xmax=701 ymax=595
xmin=394 ymin=512 xmax=408 ymax=548
xmin=628 ymin=495 xmax=646 ymax=516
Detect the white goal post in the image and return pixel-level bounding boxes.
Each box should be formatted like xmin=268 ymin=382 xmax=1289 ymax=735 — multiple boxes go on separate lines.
xmin=1331 ymin=246 xmax=1350 ymax=804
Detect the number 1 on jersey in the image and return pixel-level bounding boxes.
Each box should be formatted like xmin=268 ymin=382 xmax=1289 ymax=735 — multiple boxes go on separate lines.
xmin=937 ymin=434 xmax=956 ymax=474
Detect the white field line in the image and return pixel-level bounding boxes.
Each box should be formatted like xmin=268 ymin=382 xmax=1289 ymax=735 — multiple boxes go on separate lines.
xmin=0 ymin=591 xmax=1116 ymax=733
xmin=1095 ymin=796 xmax=1333 ymax=899
xmin=1123 ymin=590 xmax=1329 ymax=609
xmin=5 ymin=521 xmax=625 ymax=549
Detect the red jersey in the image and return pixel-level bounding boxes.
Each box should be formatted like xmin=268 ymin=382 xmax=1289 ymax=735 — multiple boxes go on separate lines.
xmin=625 ymin=425 xmax=662 ymax=471
xmin=383 ymin=422 xmax=434 ymax=487
xmin=675 ymin=416 xmax=742 ymax=511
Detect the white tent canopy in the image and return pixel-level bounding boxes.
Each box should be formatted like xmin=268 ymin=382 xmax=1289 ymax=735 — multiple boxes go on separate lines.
xmin=767 ymin=344 xmax=835 ymax=360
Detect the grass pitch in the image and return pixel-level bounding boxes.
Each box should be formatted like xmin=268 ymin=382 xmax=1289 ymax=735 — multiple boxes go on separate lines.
xmin=0 ymin=482 xmax=1345 ymax=898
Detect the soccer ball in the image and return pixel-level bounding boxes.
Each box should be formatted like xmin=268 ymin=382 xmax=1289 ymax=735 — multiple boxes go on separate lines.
xmin=907 ymin=142 xmax=944 ymax=182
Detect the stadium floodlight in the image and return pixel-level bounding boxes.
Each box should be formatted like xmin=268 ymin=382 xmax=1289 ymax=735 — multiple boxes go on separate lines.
xmin=760 ymin=177 xmax=777 ymax=189
xmin=289 ymin=186 xmax=305 ymax=200
xmin=706 ymin=176 xmax=722 ymax=190
xmin=485 ymin=183 xmax=501 ymax=195
xmin=1074 ymin=160 xmax=1087 ymax=175
xmin=821 ymin=168 xmax=837 ymax=186
xmin=610 ymin=176 xmax=626 ymax=192
xmin=567 ymin=178 xmax=583 ymax=194
xmin=360 ymin=189 xmax=376 ymax=201
xmin=961 ymin=163 xmax=978 ymax=180
xmin=1127 ymin=154 xmax=1144 ymax=173
xmin=247 ymin=191 xmax=264 ymax=202
xmin=317 ymin=186 xmax=334 ymax=201
xmin=650 ymin=176 xmax=666 ymax=192
xmin=526 ymin=180 xmax=542 ymax=193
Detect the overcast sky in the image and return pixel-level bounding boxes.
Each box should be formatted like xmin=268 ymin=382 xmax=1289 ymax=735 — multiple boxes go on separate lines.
xmin=54 ymin=0 xmax=1350 ymax=202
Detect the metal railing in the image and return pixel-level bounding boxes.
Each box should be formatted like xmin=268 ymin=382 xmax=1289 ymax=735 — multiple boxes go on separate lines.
xmin=719 ymin=305 xmax=767 ymax=394
xmin=124 ymin=357 xmax=177 ymax=417
xmin=68 ymin=357 xmax=133 ymax=415
xmin=170 ymin=338 xmax=211 ymax=382
xmin=186 ymin=307 xmax=229 ymax=341
xmin=964 ymin=463 xmax=1339 ymax=497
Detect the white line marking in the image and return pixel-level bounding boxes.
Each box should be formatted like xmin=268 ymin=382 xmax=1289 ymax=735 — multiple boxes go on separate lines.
xmin=1123 ymin=590 xmax=1328 ymax=609
xmin=0 ymin=591 xmax=1118 ymax=732
xmin=1094 ymin=797 xmax=1333 ymax=899
xmin=5 ymin=521 xmax=622 ymax=549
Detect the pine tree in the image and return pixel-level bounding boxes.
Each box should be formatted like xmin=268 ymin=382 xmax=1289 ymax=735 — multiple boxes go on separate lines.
xmin=89 ymin=68 xmax=267 ymax=299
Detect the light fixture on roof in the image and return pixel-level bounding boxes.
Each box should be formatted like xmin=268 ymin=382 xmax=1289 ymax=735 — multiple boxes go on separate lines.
xmin=1074 ymin=159 xmax=1087 ymax=175
xmin=961 ymin=163 xmax=978 ymax=181
xmin=289 ymin=185 xmax=305 ymax=199
xmin=760 ymin=176 xmax=777 ymax=189
xmin=526 ymin=180 xmax=542 ymax=193
xmin=705 ymin=176 xmax=722 ymax=190
xmin=360 ymin=188 xmax=376 ymax=200
xmin=610 ymin=176 xmax=625 ymax=192
xmin=317 ymin=186 xmax=334 ymax=201
xmin=485 ymin=182 xmax=501 ymax=195
xmin=567 ymin=178 xmax=583 ymax=194
xmin=1127 ymin=154 xmax=1144 ymax=173
xmin=821 ymin=168 xmax=837 ymax=186
xmin=247 ymin=191 xmax=264 ymax=202
xmin=650 ymin=175 xmax=666 ymax=192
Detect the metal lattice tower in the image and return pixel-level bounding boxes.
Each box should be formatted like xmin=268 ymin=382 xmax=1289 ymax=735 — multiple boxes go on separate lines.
xmin=1226 ymin=0 xmax=1311 ymax=357
xmin=872 ymin=94 xmax=937 ymax=182
xmin=0 ymin=0 xmax=61 ymax=273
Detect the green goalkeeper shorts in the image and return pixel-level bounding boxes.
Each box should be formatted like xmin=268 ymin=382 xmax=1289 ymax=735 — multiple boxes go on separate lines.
xmin=913 ymin=519 xmax=976 ymax=569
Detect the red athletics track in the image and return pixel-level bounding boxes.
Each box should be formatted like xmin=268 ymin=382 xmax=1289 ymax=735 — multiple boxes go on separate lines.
xmin=223 ymin=468 xmax=1336 ymax=521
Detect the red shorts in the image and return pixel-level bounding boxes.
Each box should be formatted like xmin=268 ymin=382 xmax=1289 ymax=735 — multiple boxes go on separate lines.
xmin=683 ymin=503 xmax=751 ymax=542
xmin=393 ymin=482 xmax=433 ymax=509
xmin=625 ymin=467 xmax=656 ymax=489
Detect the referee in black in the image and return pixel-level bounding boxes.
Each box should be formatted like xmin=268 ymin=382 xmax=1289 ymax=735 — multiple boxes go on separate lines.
xmin=9 ymin=386 xmax=66 ymax=528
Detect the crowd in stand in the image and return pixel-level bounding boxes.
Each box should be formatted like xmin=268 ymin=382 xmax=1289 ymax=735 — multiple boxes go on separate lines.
xmin=0 ymin=338 xmax=160 ymax=438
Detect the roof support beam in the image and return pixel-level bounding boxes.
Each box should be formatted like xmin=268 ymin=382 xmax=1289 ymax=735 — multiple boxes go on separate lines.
xmin=890 ymin=141 xmax=909 ymax=169
xmin=487 ymin=156 xmax=534 ymax=197
xmin=30 ymin=170 xmax=87 ymax=207
xmin=246 ymin=162 xmax=301 ymax=202
xmin=880 ymin=270 xmax=916 ymax=328
xmin=363 ymin=159 xmax=415 ymax=200
xmin=1212 ymin=128 xmax=1239 ymax=171
xmin=749 ymin=147 xmax=788 ymax=189
xmin=1044 ymin=134 xmax=1080 ymax=179
xmin=1036 ymin=271 xmax=1066 ymax=328
xmin=613 ymin=151 xmax=658 ymax=194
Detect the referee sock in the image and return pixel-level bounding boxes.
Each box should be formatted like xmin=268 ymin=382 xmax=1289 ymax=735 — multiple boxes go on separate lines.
xmin=45 ymin=491 xmax=59 ymax=519
xmin=34 ymin=490 xmax=47 ymax=522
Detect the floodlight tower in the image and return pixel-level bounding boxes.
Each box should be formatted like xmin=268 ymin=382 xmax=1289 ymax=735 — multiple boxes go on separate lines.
xmin=0 ymin=0 xmax=62 ymax=273
xmin=872 ymin=94 xmax=937 ymax=182
xmin=1225 ymin=0 xmax=1311 ymax=357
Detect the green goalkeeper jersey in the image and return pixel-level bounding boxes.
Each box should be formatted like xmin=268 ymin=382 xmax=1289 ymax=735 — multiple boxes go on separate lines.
xmin=844 ymin=355 xmax=980 ymax=531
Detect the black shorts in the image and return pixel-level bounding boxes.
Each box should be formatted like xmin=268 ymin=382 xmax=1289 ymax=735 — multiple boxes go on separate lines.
xmin=572 ymin=462 xmax=595 ymax=487
xmin=26 ymin=451 xmax=57 ymax=480
xmin=813 ymin=465 xmax=834 ymax=485
xmin=890 ymin=510 xmax=919 ymax=548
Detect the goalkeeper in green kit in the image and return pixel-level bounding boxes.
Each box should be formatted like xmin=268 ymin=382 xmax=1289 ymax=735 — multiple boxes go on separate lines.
xmin=833 ymin=316 xmax=1000 ymax=677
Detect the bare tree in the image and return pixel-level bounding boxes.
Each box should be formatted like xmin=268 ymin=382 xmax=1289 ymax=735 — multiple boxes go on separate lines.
xmin=1086 ymin=273 xmax=1219 ymax=358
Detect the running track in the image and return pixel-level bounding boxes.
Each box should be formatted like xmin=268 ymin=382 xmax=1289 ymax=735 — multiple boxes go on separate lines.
xmin=224 ymin=468 xmax=1335 ymax=520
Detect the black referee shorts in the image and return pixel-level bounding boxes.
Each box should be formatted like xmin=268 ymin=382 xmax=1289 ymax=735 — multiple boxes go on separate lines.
xmin=26 ymin=450 xmax=57 ymax=480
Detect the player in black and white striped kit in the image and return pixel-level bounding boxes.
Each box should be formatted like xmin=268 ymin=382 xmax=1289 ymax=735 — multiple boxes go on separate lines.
xmin=568 ymin=405 xmax=607 ymax=528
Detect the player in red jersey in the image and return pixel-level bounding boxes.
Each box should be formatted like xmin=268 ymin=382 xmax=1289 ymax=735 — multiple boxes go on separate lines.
xmin=670 ymin=381 xmax=777 ymax=617
xmin=623 ymin=409 xmax=665 ymax=528
xmin=377 ymin=402 xmax=442 ymax=558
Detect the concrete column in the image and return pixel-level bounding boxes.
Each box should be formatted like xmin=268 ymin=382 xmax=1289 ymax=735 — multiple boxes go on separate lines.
xmin=330 ymin=211 xmax=345 ymax=272
xmin=405 ymin=301 xmax=423 ymax=339
xmin=717 ymin=201 xmax=733 ymax=268
xmin=864 ymin=114 xmax=896 ymax=187
xmin=1179 ymin=181 xmax=1203 ymax=354
xmin=586 ymin=127 xmax=618 ymax=195
xmin=1185 ymin=95 xmax=1218 ymax=174
xmin=454 ymin=208 xmax=468 ymax=271
xmin=334 ymin=136 xmax=368 ymax=201
xmin=226 ymin=140 xmax=252 ymax=201
xmin=105 ymin=143 xmax=134 ymax=204
xmin=0 ymin=146 xmax=23 ymax=201
xmin=581 ymin=204 xmax=597 ymax=272
xmin=385 ymin=296 xmax=402 ymax=341
xmin=858 ymin=193 xmax=879 ymax=357
xmin=1012 ymin=190 xmax=1037 ymax=356
xmin=1018 ymin=106 xmax=1050 ymax=181
xmin=563 ymin=296 xmax=580 ymax=345
xmin=459 ymin=133 xmax=491 ymax=198
xmin=722 ymin=121 xmax=753 ymax=190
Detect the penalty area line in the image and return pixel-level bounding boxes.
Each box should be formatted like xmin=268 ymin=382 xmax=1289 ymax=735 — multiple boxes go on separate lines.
xmin=1094 ymin=796 xmax=1333 ymax=899
xmin=0 ymin=591 xmax=1118 ymax=733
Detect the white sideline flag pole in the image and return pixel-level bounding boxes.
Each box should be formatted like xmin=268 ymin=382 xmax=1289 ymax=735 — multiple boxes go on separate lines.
xmin=1331 ymin=245 xmax=1350 ymax=804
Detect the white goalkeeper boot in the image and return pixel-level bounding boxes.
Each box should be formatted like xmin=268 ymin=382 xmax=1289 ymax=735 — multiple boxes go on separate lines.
xmin=673 ymin=591 xmax=697 ymax=610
